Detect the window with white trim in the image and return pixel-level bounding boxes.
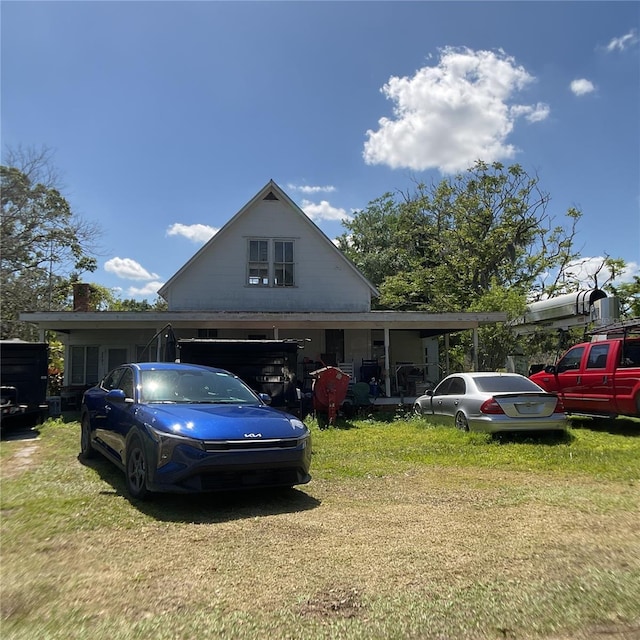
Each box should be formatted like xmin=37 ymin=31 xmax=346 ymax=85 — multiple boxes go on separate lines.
xmin=248 ymin=240 xmax=269 ymax=286
xmin=274 ymin=240 xmax=294 ymax=287
xmin=70 ymin=345 xmax=99 ymax=385
xmin=247 ymin=239 xmax=295 ymax=287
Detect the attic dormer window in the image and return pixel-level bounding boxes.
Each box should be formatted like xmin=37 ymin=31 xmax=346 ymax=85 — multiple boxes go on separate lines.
xmin=247 ymin=238 xmax=295 ymax=287
xmin=248 ymin=239 xmax=269 ymax=286
xmin=274 ymin=240 xmax=294 ymax=286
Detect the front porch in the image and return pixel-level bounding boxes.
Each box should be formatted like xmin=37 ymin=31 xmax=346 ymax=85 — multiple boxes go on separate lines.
xmin=22 ymin=310 xmax=506 ymax=396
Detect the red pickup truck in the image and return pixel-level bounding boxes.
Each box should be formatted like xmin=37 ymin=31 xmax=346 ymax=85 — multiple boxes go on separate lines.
xmin=530 ymin=335 xmax=640 ymax=419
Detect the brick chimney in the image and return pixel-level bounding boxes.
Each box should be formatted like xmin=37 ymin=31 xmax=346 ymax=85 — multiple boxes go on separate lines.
xmin=73 ymin=283 xmax=93 ymax=312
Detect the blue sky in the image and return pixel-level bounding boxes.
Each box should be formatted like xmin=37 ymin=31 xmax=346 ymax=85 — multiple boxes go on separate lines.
xmin=2 ymin=1 xmax=639 ymax=300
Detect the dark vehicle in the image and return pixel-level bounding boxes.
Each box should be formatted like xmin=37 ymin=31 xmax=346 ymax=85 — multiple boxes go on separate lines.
xmin=414 ymin=372 xmax=567 ymax=433
xmin=80 ymin=362 xmax=311 ymax=499
xmin=1 ymin=340 xmax=49 ymax=428
xmin=177 ymin=339 xmax=300 ymax=408
xmin=530 ymin=331 xmax=640 ymax=418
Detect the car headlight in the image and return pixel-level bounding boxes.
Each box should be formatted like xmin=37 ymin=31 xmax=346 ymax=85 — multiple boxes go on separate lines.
xmin=289 ymin=418 xmax=308 ymax=431
xmin=289 ymin=418 xmax=311 ymax=447
xmin=146 ymin=424 xmax=204 ymax=468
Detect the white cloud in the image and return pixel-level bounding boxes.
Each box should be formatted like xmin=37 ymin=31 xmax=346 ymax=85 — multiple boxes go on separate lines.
xmin=104 ymin=257 xmax=160 ymax=281
xmin=570 ymin=79 xmax=595 ymax=96
xmin=287 ymin=184 xmax=336 ymax=194
xmin=620 ymin=261 xmax=640 ymax=283
xmin=510 ymin=103 xmax=551 ymax=122
xmin=363 ymin=47 xmax=550 ymax=174
xmin=605 ymin=29 xmax=639 ymax=53
xmin=563 ymin=257 xmax=639 ymax=289
xmin=334 ymin=234 xmax=352 ymax=248
xmin=300 ymin=199 xmax=353 ymax=222
xmin=166 ymin=223 xmax=218 ymax=243
xmin=125 ymin=281 xmax=165 ymax=298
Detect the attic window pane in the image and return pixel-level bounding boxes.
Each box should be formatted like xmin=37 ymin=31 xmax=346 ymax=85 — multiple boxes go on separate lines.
xmin=249 ymin=240 xmax=268 ymax=262
xmin=274 ymin=263 xmax=294 ymax=286
xmin=274 ymin=240 xmax=294 ymax=287
xmin=274 ymin=240 xmax=293 ymax=262
xmin=249 ymin=266 xmax=269 ymax=286
xmin=248 ymin=240 xmax=269 ymax=286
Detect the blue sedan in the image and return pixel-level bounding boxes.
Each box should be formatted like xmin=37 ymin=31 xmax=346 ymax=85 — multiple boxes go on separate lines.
xmin=80 ymin=362 xmax=311 ymax=499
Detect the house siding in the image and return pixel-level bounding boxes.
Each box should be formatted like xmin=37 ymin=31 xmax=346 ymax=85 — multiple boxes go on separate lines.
xmin=164 ymin=197 xmax=371 ymax=312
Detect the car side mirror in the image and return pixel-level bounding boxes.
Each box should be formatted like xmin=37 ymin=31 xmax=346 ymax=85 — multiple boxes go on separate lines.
xmin=544 ymin=365 xmax=557 ymax=374
xmin=106 ymin=389 xmax=130 ymax=403
xmin=259 ymin=393 xmax=272 ymax=405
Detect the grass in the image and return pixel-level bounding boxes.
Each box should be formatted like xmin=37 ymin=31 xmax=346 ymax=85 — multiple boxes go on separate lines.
xmin=1 ymin=413 xmax=639 ymax=639
xmin=312 ymin=413 xmax=640 ymax=482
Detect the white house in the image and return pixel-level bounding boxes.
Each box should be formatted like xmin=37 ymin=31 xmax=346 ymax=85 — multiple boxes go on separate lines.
xmin=21 ymin=180 xmax=506 ymax=401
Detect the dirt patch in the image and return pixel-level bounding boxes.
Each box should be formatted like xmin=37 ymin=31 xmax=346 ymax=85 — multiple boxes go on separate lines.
xmin=1 ymin=422 xmax=42 ymax=478
xmin=300 ymin=585 xmax=364 ymax=618
xmin=1 ymin=442 xmax=39 ymax=479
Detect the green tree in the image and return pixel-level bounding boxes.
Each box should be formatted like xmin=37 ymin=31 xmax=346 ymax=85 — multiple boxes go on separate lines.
xmin=592 ymin=256 xmax=639 ymax=320
xmin=338 ymin=161 xmax=589 ymax=369
xmin=86 ymin=283 xmax=167 ymax=311
xmin=607 ymin=275 xmax=640 ymax=319
xmin=1 ymin=148 xmax=100 ymax=339
xmin=558 ymin=255 xmax=638 ymax=320
xmin=114 ymin=297 xmax=168 ymax=312
xmin=338 ymin=161 xmax=582 ymax=313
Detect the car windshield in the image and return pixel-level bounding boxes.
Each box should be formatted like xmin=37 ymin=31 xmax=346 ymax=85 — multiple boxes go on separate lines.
xmin=140 ymin=369 xmax=260 ymax=404
xmin=473 ymin=376 xmax=541 ymax=393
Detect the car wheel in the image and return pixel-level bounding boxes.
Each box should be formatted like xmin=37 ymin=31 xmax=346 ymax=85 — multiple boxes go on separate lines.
xmin=126 ymin=434 xmax=150 ymax=500
xmin=455 ymin=411 xmax=469 ymax=432
xmin=80 ymin=413 xmax=96 ymax=459
xmin=413 ymin=402 xmax=422 ymax=416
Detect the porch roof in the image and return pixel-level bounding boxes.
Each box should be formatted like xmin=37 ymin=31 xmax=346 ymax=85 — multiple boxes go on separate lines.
xmin=20 ymin=310 xmax=507 ymax=334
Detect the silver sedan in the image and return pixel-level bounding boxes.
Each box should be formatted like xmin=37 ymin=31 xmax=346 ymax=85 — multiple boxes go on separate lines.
xmin=413 ymin=372 xmax=567 ymax=433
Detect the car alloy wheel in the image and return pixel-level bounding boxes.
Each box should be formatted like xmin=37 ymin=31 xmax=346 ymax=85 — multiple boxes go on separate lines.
xmin=80 ymin=414 xmax=96 ymax=460
xmin=455 ymin=411 xmax=470 ymax=432
xmin=126 ymin=434 xmax=150 ymax=500
xmin=413 ymin=403 xmax=422 ymax=416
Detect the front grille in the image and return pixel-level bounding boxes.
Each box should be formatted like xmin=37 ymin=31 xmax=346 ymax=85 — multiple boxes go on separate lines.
xmin=199 ymin=467 xmax=304 ymax=490
xmin=203 ymin=438 xmax=300 ymax=452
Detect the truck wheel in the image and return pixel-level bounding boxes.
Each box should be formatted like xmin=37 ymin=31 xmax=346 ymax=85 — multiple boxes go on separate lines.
xmin=80 ymin=414 xmax=96 ymax=460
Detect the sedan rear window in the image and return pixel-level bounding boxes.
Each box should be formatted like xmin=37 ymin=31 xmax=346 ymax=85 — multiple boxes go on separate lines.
xmin=474 ymin=376 xmax=541 ymax=393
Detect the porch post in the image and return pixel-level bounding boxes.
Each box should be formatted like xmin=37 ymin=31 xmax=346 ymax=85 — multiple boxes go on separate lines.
xmin=444 ymin=333 xmax=450 ymax=376
xmin=273 ymin=326 xmax=279 ymax=339
xmin=384 ymin=327 xmax=391 ymax=397
xmin=473 ymin=327 xmax=479 ymax=371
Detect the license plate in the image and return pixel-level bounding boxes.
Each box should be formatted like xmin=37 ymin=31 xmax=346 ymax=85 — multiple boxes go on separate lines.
xmin=515 ymin=403 xmax=540 ymax=415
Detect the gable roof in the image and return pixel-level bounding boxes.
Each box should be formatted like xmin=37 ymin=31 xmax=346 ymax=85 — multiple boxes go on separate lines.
xmin=158 ymin=179 xmax=379 ymax=300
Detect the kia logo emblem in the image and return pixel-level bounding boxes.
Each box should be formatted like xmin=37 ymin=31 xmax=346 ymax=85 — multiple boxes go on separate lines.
xmin=244 ymin=433 xmax=262 ymax=438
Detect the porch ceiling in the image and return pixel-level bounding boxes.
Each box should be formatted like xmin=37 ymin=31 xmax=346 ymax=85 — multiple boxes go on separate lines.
xmin=20 ymin=310 xmax=507 ymax=334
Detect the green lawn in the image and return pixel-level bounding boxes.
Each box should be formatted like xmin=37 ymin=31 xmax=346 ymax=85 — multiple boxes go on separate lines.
xmin=1 ymin=414 xmax=639 ymax=639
